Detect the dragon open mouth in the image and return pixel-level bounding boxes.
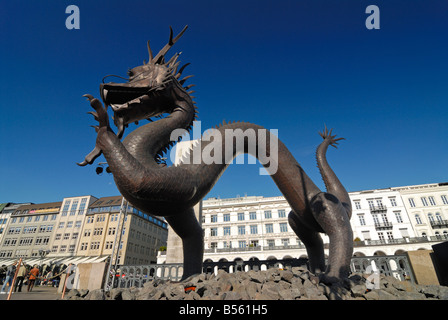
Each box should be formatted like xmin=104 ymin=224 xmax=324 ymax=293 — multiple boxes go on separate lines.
xmin=100 ymin=83 xmax=149 ymax=106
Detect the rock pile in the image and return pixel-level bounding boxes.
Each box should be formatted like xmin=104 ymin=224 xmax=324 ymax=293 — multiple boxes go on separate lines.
xmin=62 ymin=267 xmax=448 ymax=300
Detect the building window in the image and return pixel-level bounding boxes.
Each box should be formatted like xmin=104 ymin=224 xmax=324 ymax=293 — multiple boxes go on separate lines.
xmin=249 ymin=212 xmax=257 ymax=220
xmin=238 ymin=241 xmax=246 ymax=248
xmin=223 ymin=226 xmax=231 ymax=236
xmin=421 ymin=197 xmax=429 ymax=207
xmin=409 ymin=198 xmax=416 ymax=207
xmin=278 ymin=209 xmax=286 ymax=218
xmin=390 ymin=198 xmax=397 ymax=207
xmin=279 ymin=223 xmax=288 ymax=232
xmin=394 ymin=211 xmax=403 ymax=223
xmin=354 ymin=201 xmax=361 ymax=210
xmin=238 ymin=226 xmax=246 ymax=235
xmin=428 ymin=196 xmax=436 ymax=206
xmin=58 ymin=222 xmax=65 ymax=229
xmin=436 ymin=212 xmax=443 ymax=222
xmin=62 ymin=200 xmax=71 ymax=216
xmin=265 ymin=224 xmax=273 ymax=233
xmin=210 ymin=228 xmax=217 ymax=237
xmin=250 ymin=225 xmax=258 ymax=234
xmin=70 ymin=200 xmax=79 ymax=215
xmin=358 ymin=214 xmax=366 ymax=226
xmin=281 ymin=238 xmax=289 ymax=246
xmin=211 ymin=215 xmax=218 ymax=223
xmin=264 ymin=210 xmax=272 ymax=219
xmin=63 ymin=233 xmax=70 ymax=240
xmin=441 ymin=195 xmax=448 ymax=205
xmin=267 ymin=239 xmax=275 ymax=247
xmin=66 ymin=221 xmax=73 ymax=228
xmin=368 ymin=200 xmax=375 ymax=210
xmin=415 ymin=214 xmax=422 ymax=225
xmin=78 ymin=198 xmax=88 ymax=214
xmin=223 ymin=214 xmax=230 ymax=222
xmin=237 ymin=212 xmax=245 ymax=221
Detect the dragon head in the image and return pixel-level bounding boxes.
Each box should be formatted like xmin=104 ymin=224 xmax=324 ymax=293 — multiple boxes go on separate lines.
xmin=100 ymin=25 xmax=195 ymax=137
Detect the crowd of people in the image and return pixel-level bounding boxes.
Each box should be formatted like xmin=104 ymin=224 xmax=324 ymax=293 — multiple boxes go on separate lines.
xmin=0 ymin=261 xmax=61 ymax=294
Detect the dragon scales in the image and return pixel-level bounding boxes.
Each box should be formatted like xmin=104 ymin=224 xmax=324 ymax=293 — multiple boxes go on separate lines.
xmin=78 ymin=26 xmax=353 ymax=284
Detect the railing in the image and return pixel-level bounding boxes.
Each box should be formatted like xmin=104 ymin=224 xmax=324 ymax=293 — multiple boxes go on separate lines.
xmin=374 ymin=221 xmax=393 ymax=230
xmin=204 ymin=244 xmax=307 ymax=254
xmin=351 ymin=255 xmax=415 ymax=283
xmin=430 ymin=219 xmax=448 ymax=229
xmin=370 ymin=205 xmax=387 ymax=212
xmin=114 ymin=255 xmax=416 ymax=289
xmin=113 ymin=263 xmax=184 ymax=288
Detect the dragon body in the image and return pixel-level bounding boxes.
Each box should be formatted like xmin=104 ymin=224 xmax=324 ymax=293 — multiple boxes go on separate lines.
xmin=78 ymin=26 xmax=353 ymax=284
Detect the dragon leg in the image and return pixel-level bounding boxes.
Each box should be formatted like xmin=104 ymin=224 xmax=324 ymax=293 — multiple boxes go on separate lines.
xmin=288 ymin=211 xmax=326 ymax=274
xmin=309 ymin=192 xmax=353 ymax=284
xmin=165 ymin=208 xmax=204 ymax=280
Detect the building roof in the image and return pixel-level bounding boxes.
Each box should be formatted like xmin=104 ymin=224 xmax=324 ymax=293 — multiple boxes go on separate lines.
xmin=89 ymin=195 xmax=123 ymax=208
xmin=12 ymin=201 xmax=62 ymax=216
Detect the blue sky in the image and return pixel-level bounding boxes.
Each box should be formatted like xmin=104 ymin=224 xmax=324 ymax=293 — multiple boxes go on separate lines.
xmin=0 ymin=0 xmax=447 ymax=204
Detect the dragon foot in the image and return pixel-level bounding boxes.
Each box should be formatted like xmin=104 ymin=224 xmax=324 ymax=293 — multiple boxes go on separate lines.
xmin=77 ymin=94 xmax=111 ymax=166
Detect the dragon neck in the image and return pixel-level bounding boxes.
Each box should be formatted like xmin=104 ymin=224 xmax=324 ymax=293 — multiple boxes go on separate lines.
xmin=122 ymin=87 xmax=196 ymax=168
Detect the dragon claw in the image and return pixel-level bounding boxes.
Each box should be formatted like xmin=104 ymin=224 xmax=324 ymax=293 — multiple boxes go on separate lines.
xmin=83 ymin=94 xmax=94 ymax=101
xmin=319 ymin=126 xmax=345 ymax=148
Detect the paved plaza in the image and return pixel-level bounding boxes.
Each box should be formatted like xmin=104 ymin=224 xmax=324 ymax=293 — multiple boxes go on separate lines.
xmin=0 ymin=285 xmax=60 ymax=300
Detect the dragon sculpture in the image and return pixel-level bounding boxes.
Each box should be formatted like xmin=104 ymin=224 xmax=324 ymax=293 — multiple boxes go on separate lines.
xmin=78 ymin=26 xmax=353 ymax=284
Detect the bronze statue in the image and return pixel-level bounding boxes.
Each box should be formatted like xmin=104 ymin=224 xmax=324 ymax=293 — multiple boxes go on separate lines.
xmin=78 ymin=26 xmax=353 ymax=284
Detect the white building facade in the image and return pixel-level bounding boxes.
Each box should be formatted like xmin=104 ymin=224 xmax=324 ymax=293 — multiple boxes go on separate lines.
xmin=197 ymin=182 xmax=448 ymax=264
xmin=48 ymin=195 xmax=98 ymax=258
xmin=393 ymin=182 xmax=448 ymax=239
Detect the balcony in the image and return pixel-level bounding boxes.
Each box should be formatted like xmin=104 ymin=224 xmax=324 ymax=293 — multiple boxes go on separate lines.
xmin=369 ymin=205 xmax=387 ymax=213
xmin=430 ymin=219 xmax=448 ymax=229
xmin=374 ymin=221 xmax=393 ymax=230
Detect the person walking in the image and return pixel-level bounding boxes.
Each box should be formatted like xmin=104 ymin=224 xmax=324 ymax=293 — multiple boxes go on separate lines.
xmin=14 ymin=263 xmax=28 ymax=292
xmin=27 ymin=265 xmax=39 ymax=292
xmin=0 ymin=261 xmax=17 ymax=294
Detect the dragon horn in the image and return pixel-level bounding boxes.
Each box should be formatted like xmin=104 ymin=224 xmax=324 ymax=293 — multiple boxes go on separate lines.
xmin=153 ymin=25 xmax=188 ymax=64
xmin=147 ymin=40 xmax=154 ymax=62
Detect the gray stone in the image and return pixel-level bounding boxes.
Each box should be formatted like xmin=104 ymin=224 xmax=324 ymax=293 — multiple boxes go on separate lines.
xmin=87 ymin=289 xmax=105 ymax=300
xmin=280 ymin=270 xmax=294 ymax=283
xmin=109 ymin=288 xmax=123 ymax=300
xmin=247 ymin=270 xmax=264 ymax=283
xmin=121 ymin=289 xmax=136 ymax=300
xmin=351 ymin=284 xmax=367 ymax=298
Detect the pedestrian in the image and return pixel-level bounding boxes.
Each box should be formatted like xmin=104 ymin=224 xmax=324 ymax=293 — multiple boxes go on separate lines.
xmin=27 ymin=265 xmax=39 ymax=292
xmin=14 ymin=263 xmax=28 ymax=292
xmin=0 ymin=261 xmax=17 ymax=294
